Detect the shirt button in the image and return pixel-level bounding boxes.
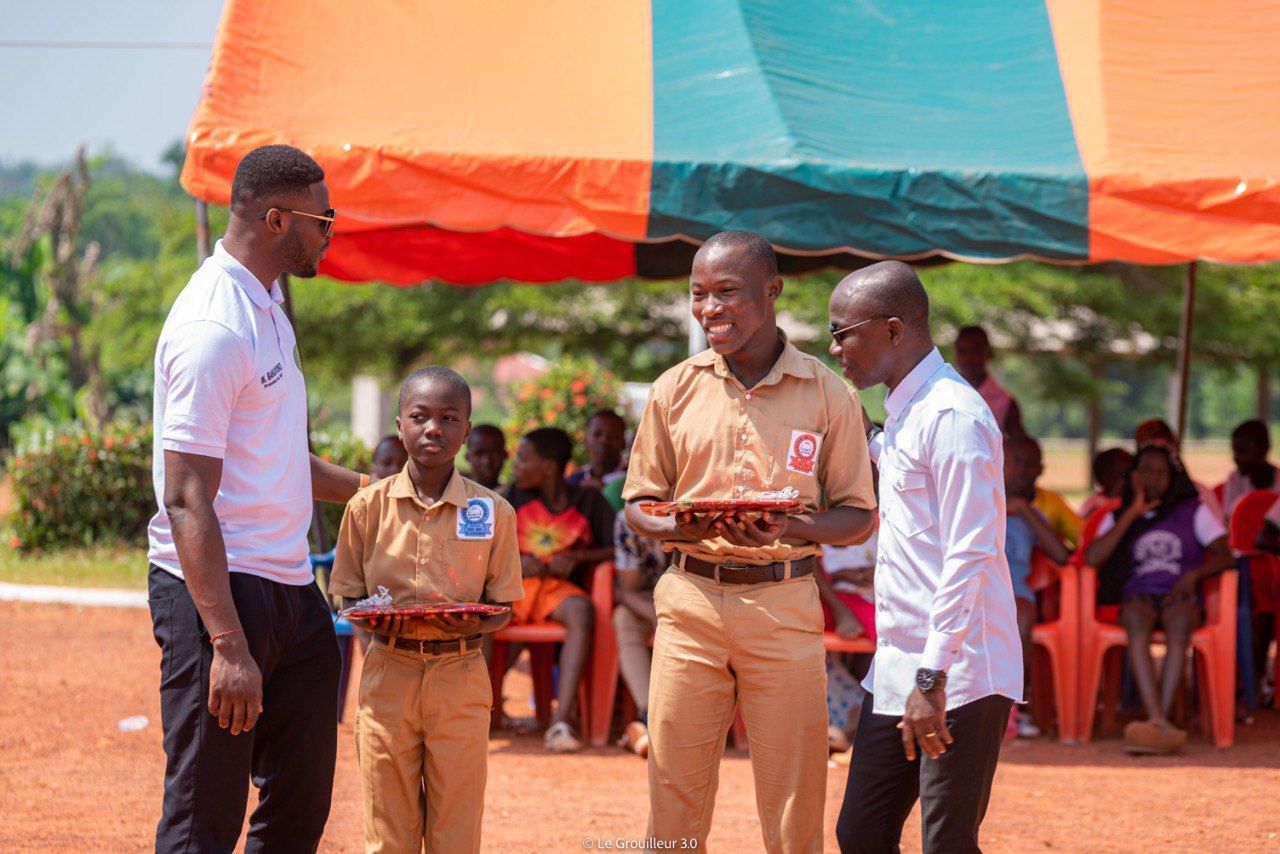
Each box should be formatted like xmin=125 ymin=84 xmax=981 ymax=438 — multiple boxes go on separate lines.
xmin=740 ymin=433 xmax=747 ymax=441
xmin=736 ymin=485 xmax=745 ymax=492
xmin=745 ymin=393 xmax=752 ymax=400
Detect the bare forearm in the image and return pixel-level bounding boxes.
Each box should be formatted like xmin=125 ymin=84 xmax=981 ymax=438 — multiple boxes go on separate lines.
xmin=475 ymin=610 xmax=512 ymax=635
xmin=310 ymin=453 xmax=364 ymax=503
xmin=624 ymin=502 xmax=685 ymax=541
xmin=785 ymin=506 xmax=874 ymax=547
xmin=1084 ymin=514 xmax=1135 ymax=567
xmin=169 ymin=502 xmax=241 ymax=637
xmin=1022 ymin=510 xmax=1071 ymax=565
xmin=814 ymin=567 xmax=853 ymax=615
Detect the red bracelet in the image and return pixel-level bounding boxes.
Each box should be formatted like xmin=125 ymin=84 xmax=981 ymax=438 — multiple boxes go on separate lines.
xmin=210 ymin=628 xmax=243 ymax=644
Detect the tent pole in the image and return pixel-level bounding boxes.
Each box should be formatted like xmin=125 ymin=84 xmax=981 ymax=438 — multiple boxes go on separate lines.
xmin=1086 ymin=361 xmax=1103 ymax=490
xmin=1174 ymin=261 xmax=1197 ymax=446
xmin=687 ymin=309 xmax=707 ymax=357
xmin=194 ymin=199 xmax=212 ymax=262
xmin=1258 ymin=361 xmax=1272 ymax=421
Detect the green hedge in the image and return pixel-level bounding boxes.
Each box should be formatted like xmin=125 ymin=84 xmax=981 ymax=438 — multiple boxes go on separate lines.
xmin=8 ymin=421 xmax=372 ymax=552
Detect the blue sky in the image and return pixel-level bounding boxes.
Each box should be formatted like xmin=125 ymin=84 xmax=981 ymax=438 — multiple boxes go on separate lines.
xmin=0 ymin=1 xmax=224 ymax=172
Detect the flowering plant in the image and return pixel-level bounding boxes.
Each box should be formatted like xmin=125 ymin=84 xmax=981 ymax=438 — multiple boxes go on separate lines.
xmin=503 ymin=357 xmax=624 ymax=463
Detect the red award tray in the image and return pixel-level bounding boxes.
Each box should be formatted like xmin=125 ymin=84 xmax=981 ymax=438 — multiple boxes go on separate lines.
xmin=340 ymin=601 xmax=509 ymax=620
xmin=638 ymin=499 xmax=803 ymax=518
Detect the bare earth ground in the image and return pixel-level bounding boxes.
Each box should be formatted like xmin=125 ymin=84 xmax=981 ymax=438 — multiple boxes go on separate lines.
xmin=2 ymin=603 xmax=1278 ymax=852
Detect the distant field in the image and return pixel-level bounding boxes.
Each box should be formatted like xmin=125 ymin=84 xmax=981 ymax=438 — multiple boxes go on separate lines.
xmin=1041 ymin=440 xmax=1232 ymax=505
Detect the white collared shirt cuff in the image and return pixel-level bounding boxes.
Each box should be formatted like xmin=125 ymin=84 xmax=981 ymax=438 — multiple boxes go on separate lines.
xmin=920 ymin=631 xmax=963 ymax=672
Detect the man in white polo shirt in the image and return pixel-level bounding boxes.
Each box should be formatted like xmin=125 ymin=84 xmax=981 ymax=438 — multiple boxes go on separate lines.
xmin=148 ymin=145 xmax=368 ymax=853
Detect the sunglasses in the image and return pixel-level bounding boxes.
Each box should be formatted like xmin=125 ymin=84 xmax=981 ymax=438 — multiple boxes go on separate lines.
xmin=829 ymin=314 xmax=895 ymax=345
xmin=259 ymin=207 xmax=337 ymax=239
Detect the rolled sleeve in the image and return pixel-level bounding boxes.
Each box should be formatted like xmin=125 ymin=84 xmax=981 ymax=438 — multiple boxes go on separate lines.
xmin=920 ymin=408 xmax=1004 ymax=673
xmin=621 ymin=386 xmax=677 ymax=503
xmin=820 ymin=385 xmax=876 ymax=510
xmin=328 ymin=499 xmax=369 ymax=600
xmin=159 ymin=321 xmax=252 ymax=459
xmin=484 ymin=499 xmax=526 ymax=603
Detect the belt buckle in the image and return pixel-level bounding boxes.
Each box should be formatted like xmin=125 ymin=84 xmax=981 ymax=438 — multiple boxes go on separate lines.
xmin=716 ymin=561 xmax=750 ymax=583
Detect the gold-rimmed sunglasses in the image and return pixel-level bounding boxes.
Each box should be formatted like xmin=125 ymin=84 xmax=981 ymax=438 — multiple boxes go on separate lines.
xmin=829 ymin=314 xmax=895 ymax=345
xmin=259 ymin=207 xmax=337 ymax=239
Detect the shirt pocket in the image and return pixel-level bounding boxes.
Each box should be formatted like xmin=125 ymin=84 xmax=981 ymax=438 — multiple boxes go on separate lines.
xmin=766 ymin=424 xmax=824 ymax=507
xmin=441 ymin=537 xmax=492 ymax=603
xmin=883 ymin=468 xmax=931 ymax=537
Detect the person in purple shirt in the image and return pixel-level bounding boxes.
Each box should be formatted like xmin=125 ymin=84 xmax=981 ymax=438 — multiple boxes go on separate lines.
xmin=1084 ymin=443 xmax=1233 ymax=754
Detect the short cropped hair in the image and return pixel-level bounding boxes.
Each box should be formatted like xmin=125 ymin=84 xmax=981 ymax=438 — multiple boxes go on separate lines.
xmin=523 ymin=427 xmax=574 ymax=471
xmin=230 ymin=145 xmax=325 ymax=210
xmin=398 ymin=365 xmax=472 ymax=414
xmin=701 ymin=230 xmax=778 ymax=278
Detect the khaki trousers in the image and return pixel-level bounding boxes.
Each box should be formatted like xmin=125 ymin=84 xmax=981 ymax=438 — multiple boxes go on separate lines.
xmin=355 ymin=642 xmax=492 ymax=854
xmin=647 ymin=568 xmax=828 ymax=853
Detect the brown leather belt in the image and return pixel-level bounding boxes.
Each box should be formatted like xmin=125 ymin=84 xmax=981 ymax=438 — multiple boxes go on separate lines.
xmin=676 ymin=553 xmax=817 ymax=585
xmin=374 ymin=633 xmax=483 ymax=656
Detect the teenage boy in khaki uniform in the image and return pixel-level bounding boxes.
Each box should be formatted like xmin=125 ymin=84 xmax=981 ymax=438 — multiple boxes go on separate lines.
xmin=623 ymin=231 xmax=876 ymax=853
xmin=331 ymin=366 xmax=523 ymax=854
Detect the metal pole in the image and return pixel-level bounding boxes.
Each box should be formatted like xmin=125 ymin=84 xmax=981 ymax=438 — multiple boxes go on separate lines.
xmin=194 ymin=198 xmax=212 ymax=262
xmin=1174 ymin=261 xmax=1197 ymax=447
xmin=687 ymin=308 xmax=707 ymax=357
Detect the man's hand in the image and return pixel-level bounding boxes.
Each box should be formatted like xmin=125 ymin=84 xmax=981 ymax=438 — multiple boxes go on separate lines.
xmin=899 ymin=686 xmax=951 ymax=760
xmin=832 ymin=605 xmax=865 ymax=640
xmin=674 ymin=510 xmax=721 ymax=542
xmin=208 ymin=634 xmax=263 ymax=736
xmin=714 ymin=511 xmax=787 ymax=548
xmin=547 ymin=553 xmax=579 ymax=580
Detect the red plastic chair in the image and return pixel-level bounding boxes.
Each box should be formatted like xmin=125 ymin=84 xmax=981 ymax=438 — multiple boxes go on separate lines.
xmin=489 ymin=562 xmax=616 ymax=740
xmin=1074 ymin=507 xmax=1238 ymax=747
xmin=1027 ymin=550 xmax=1080 ymax=742
xmin=1228 ymin=490 xmax=1280 ymax=709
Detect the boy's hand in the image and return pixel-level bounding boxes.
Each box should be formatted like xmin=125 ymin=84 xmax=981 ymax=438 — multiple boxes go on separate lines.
xmin=420 ymin=612 xmax=482 ymax=635
xmin=675 ymin=510 xmax=720 ymax=542
xmin=714 ymin=511 xmax=787 ymax=548
xmin=547 ymin=553 xmax=579 ymax=579
xmin=368 ymin=614 xmax=408 ymax=636
xmin=832 ymin=605 xmax=865 ymax=640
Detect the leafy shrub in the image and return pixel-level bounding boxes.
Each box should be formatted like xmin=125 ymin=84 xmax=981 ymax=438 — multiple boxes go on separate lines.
xmin=503 ymin=356 xmax=624 ymax=462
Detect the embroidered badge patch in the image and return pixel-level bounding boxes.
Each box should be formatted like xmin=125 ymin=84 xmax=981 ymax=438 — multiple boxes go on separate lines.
xmin=456 ymin=497 xmax=495 ymax=540
xmin=786 ymin=430 xmax=822 ymax=476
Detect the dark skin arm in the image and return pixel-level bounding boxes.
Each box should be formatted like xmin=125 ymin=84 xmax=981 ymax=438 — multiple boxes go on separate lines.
xmin=309 ymin=453 xmax=366 ymax=503
xmin=1006 ymin=495 xmax=1072 ymax=565
xmin=814 ymin=567 xmax=863 ymax=639
xmin=616 ymin=568 xmax=658 ymax=624
xmin=714 ymin=506 xmax=875 ymax=550
xmin=901 ymin=685 xmax=952 ymax=760
xmin=1168 ymin=536 xmax=1233 ymax=598
xmin=163 ymin=450 xmax=261 ymax=736
xmin=547 ymin=546 xmax=615 ymax=580
xmin=1084 ymin=489 xmax=1161 ymax=568
xmin=1257 ymin=520 xmax=1280 ymax=555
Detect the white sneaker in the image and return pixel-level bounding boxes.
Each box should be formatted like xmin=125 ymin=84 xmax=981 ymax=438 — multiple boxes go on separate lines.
xmin=544 ymin=721 xmax=583 ymax=753
xmin=1015 ymin=712 xmax=1042 ymax=739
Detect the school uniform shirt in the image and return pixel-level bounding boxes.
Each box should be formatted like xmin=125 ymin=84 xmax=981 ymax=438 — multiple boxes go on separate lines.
xmin=147 ymin=240 xmax=313 ymax=585
xmin=622 ymin=331 xmax=876 ymax=564
xmin=866 ymin=347 xmax=1023 ymax=715
xmin=329 ymin=466 xmax=524 ymax=641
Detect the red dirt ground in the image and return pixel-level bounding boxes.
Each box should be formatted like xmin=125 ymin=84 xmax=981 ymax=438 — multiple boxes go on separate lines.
xmin=2 ymin=603 xmax=1278 ymax=852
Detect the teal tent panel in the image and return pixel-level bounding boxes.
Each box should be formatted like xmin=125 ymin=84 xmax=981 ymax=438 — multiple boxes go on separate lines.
xmin=648 ymin=0 xmax=1089 ymax=260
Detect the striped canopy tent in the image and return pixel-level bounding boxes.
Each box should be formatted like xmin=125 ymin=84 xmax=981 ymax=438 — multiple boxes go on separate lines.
xmin=181 ymin=0 xmax=1280 ymax=433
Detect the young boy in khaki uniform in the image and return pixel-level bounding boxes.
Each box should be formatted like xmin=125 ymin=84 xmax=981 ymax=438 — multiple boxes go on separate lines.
xmin=330 ymin=366 xmax=523 ymax=854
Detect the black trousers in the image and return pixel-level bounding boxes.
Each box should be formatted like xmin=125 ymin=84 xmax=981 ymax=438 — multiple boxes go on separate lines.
xmin=836 ymin=693 xmax=1013 ymax=854
xmin=148 ymin=566 xmax=341 ymax=854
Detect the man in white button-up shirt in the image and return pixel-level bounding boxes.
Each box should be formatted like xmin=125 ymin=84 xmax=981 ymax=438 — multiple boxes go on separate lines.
xmin=827 ymin=261 xmax=1020 ymax=854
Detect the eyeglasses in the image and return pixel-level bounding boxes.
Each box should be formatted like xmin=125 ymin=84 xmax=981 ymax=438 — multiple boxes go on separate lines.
xmin=829 ymin=314 xmax=895 ymax=345
xmin=259 ymin=207 xmax=337 ymax=239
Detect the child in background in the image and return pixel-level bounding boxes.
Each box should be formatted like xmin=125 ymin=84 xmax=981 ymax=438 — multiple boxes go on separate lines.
xmin=818 ymin=535 xmax=878 ymax=755
xmin=371 ymin=433 xmax=409 ymax=482
xmin=329 ymin=367 xmax=523 ymax=853
xmin=1080 ymin=448 xmax=1134 ymax=519
xmin=502 ymin=427 xmax=615 ymax=752
xmin=1005 ymin=437 xmax=1072 ymax=738
xmin=1221 ymin=419 xmax=1279 ymax=519
xmin=1022 ymin=437 xmax=1083 ymax=550
xmin=567 ymin=409 xmax=627 ymax=492
xmin=1084 ymin=443 xmax=1233 ymax=754
xmin=465 ymin=423 xmax=508 ymax=491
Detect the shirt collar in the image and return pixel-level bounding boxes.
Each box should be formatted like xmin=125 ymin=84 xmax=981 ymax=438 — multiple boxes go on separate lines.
xmin=884 ymin=347 xmax=946 ymax=421
xmin=387 ymin=464 xmax=469 ymax=509
xmin=211 ymin=240 xmax=284 ymax=311
xmin=691 ymin=329 xmax=809 ymax=388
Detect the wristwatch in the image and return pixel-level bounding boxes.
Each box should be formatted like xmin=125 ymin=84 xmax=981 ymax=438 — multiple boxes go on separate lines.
xmin=867 ymin=425 xmax=883 ymax=444
xmin=915 ymin=667 xmax=947 ymax=694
